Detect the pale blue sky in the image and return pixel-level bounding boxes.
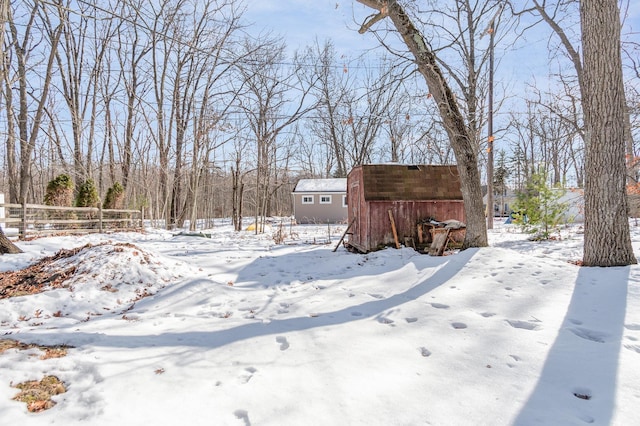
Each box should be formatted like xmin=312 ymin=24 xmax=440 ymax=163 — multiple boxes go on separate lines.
xmin=241 ymin=0 xmax=639 ymax=176
xmin=243 ymin=0 xmax=639 ymax=85
xmin=243 ymin=1 xmax=378 ymax=57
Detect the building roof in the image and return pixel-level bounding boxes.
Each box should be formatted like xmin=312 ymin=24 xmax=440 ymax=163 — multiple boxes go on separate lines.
xmin=350 ymin=164 xmax=463 ymax=201
xmin=293 ymin=178 xmax=347 ymax=193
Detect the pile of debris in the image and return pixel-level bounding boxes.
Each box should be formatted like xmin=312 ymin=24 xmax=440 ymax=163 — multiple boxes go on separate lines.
xmin=417 ymin=218 xmax=466 ymax=256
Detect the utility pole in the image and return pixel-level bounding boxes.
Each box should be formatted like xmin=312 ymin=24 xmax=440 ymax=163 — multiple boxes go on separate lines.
xmin=484 ymin=4 xmax=503 ymax=230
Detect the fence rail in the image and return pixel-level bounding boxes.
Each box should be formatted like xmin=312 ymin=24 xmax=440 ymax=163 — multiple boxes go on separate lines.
xmin=0 ymin=202 xmax=143 ymax=239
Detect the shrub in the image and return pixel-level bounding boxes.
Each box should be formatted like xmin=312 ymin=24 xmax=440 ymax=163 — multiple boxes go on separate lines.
xmin=44 ymin=174 xmax=74 ymax=207
xmin=103 ymin=182 xmax=125 ymax=209
xmin=75 ymin=179 xmax=99 ymax=207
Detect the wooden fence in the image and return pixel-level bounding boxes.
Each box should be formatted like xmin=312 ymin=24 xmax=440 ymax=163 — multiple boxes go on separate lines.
xmin=0 ymin=202 xmax=143 ymax=239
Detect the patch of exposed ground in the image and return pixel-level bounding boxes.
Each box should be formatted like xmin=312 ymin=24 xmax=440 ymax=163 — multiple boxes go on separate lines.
xmin=0 ymin=339 xmax=71 ymax=359
xmin=12 ymin=375 xmax=66 ymax=412
xmin=2 ymin=339 xmax=72 ymax=413
xmin=0 ymin=242 xmax=145 ymax=299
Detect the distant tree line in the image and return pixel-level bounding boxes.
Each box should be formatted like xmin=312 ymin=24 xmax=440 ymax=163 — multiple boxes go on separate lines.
xmin=1 ymin=0 xmax=639 ymax=264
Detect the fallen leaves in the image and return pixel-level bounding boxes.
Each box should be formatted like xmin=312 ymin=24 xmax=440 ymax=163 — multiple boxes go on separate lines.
xmin=0 ymin=244 xmax=90 ymax=299
xmin=0 ymin=242 xmax=156 ymax=301
xmin=12 ymin=375 xmax=66 ymax=412
xmin=2 ymin=340 xmax=72 ymax=412
xmin=0 ymin=339 xmax=71 ymax=359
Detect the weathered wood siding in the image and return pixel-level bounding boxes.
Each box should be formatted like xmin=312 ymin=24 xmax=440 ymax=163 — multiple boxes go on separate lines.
xmin=346 ymin=164 xmax=465 ymax=252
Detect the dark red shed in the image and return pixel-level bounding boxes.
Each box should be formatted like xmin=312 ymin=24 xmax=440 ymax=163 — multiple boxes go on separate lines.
xmin=345 ymin=164 xmax=465 ymax=253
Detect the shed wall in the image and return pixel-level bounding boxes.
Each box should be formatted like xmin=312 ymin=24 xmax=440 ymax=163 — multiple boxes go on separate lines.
xmin=349 ymin=200 xmax=464 ymax=252
xmin=346 ymin=164 xmax=465 ymax=252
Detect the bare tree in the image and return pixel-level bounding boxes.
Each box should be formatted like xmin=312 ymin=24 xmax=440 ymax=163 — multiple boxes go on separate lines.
xmin=181 ymin=0 xmax=244 ymax=231
xmin=0 ymin=0 xmax=21 ymax=253
xmin=379 ymin=81 xmax=424 ymax=163
xmin=520 ymin=0 xmax=636 ymax=264
xmin=230 ymin=134 xmax=253 ymax=231
xmin=356 ymin=0 xmax=488 ymax=248
xmin=509 ymin=84 xmax=583 ymax=188
xmin=98 ymin=27 xmax=122 ymax=189
xmin=410 ymin=122 xmax=456 ymax=165
xmin=5 ymin=0 xmax=63 ymax=204
xmin=342 ymin=56 xmax=403 ymax=168
xmin=580 ymin=0 xmax=636 ymax=265
xmin=306 ymin=40 xmax=351 ymax=177
xmin=1 ymin=21 xmax=18 ymax=204
xmin=146 ymin=0 xmax=182 ymax=229
xmin=236 ymin=37 xmax=317 ymax=232
xmin=116 ymin=0 xmax=150 ymax=192
xmin=44 ymin=1 xmax=87 ymax=187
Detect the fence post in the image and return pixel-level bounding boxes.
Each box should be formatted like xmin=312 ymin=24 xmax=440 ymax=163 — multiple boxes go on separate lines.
xmin=20 ymin=198 xmax=27 ymax=240
xmin=99 ymin=204 xmax=103 ymax=233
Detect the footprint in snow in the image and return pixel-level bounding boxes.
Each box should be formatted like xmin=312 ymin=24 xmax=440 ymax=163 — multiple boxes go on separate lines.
xmin=624 ymin=344 xmax=640 ymax=354
xmin=377 ymin=317 xmax=394 ymax=325
xmin=240 ymin=367 xmax=257 ymax=384
xmin=569 ymin=327 xmax=607 ymax=343
xmin=505 ymin=319 xmax=540 ymax=330
xmin=507 ymin=354 xmax=521 ymax=368
xmin=419 ymin=347 xmax=432 ymax=357
xmin=234 ymin=409 xmax=251 ymax=426
xmin=451 ymin=322 xmax=467 ymax=329
xmin=276 ymin=336 xmax=289 ymax=351
xmin=430 ymin=303 xmax=450 ymax=309
xmin=572 ymin=386 xmax=593 ymax=401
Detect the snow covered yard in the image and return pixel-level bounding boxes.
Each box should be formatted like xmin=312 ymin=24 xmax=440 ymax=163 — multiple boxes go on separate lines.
xmin=1 ymin=221 xmax=640 ymax=425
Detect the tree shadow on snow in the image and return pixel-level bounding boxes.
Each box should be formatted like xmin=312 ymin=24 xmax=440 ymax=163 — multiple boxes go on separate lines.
xmin=35 ymin=248 xmax=479 ymax=351
xmin=513 ymin=266 xmax=629 ymax=425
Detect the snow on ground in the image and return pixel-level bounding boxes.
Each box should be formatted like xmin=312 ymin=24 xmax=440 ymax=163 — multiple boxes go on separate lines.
xmin=1 ymin=219 xmax=640 ymax=425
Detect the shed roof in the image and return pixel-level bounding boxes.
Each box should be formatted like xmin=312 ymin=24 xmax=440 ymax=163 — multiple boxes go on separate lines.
xmin=293 ymin=178 xmax=347 ymax=193
xmin=351 ymin=164 xmax=462 ymax=201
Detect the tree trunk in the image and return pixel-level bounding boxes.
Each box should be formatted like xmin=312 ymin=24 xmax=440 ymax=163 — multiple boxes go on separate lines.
xmin=581 ymin=0 xmax=636 ymax=266
xmin=0 ymin=226 xmax=22 ymax=254
xmin=357 ymin=0 xmax=487 ymax=248
xmin=2 ymin=77 xmax=18 ymax=204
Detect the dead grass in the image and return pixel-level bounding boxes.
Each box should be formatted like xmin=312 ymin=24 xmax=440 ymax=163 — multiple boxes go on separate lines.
xmin=2 ymin=339 xmax=72 ymax=412
xmin=12 ymin=375 xmax=66 ymax=412
xmin=0 ymin=338 xmax=71 ymax=359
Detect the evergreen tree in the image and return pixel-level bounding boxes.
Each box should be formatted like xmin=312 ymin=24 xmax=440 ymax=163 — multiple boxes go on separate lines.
xmin=512 ymin=169 xmax=567 ymax=240
xmin=75 ymin=179 xmax=99 ymax=207
xmin=103 ymin=182 xmax=125 ymax=209
xmin=44 ymin=174 xmax=74 ymax=206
